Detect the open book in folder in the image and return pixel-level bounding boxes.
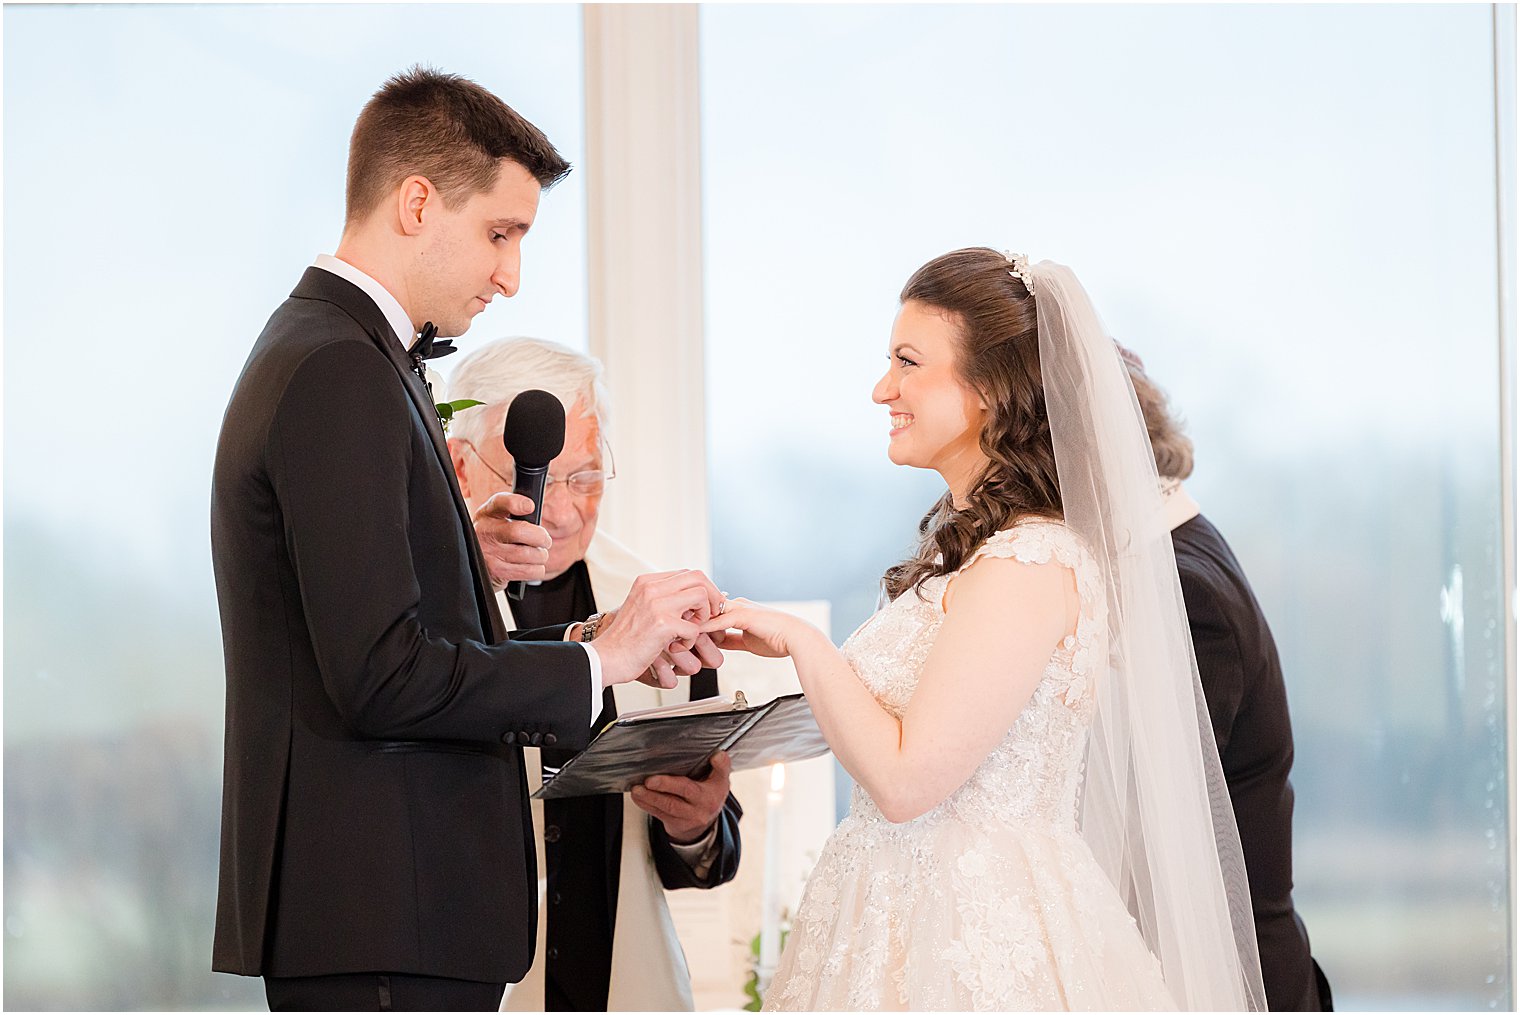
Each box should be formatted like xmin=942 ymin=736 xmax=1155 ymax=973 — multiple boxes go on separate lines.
xmin=532 ymin=691 xmax=832 ymax=800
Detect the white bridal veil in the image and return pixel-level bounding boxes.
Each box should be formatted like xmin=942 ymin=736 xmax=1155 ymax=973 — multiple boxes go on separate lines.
xmin=1026 ymin=258 xmax=1267 ymax=1011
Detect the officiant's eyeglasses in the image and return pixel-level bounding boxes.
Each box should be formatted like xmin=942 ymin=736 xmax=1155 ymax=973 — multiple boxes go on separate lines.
xmin=457 ymin=438 xmax=616 ymax=497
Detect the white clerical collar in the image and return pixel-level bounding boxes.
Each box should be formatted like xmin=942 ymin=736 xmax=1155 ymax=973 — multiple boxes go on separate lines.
xmin=312 ymin=253 xmax=417 ymax=352
xmin=1160 ymin=478 xmax=1202 ymax=532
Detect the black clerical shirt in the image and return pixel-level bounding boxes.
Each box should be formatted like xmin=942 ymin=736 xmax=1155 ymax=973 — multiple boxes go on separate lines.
xmin=513 ymin=561 xmax=721 ymax=1011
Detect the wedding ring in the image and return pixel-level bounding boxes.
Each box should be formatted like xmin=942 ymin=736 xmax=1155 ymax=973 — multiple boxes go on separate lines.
xmin=717 ymin=599 xmax=729 ymax=615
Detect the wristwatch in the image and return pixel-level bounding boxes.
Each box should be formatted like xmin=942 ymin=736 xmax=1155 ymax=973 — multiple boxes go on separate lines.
xmin=579 ymin=611 xmax=607 ymax=642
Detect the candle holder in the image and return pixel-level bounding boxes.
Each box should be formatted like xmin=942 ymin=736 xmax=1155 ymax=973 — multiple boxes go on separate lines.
xmin=754 ymin=762 xmax=787 ymax=1006
xmin=742 ymin=911 xmax=791 ymax=1011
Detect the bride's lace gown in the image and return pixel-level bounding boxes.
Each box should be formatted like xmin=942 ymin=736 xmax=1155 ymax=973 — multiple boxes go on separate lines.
xmin=766 ymin=520 xmax=1175 ymax=1011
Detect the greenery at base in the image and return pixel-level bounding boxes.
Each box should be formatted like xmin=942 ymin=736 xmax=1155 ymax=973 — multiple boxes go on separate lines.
xmin=743 ymin=926 xmax=791 ymax=1011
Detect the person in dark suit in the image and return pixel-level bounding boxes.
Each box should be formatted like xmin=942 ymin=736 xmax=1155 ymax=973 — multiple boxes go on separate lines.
xmin=1122 ymin=347 xmax=1333 ymax=1012
xmin=210 ymin=67 xmax=725 ymax=1012
xmin=445 ymin=338 xmax=741 ymax=1012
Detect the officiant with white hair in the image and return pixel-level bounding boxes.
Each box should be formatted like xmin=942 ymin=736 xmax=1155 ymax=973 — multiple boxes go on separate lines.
xmin=445 ymin=337 xmax=743 ymax=1012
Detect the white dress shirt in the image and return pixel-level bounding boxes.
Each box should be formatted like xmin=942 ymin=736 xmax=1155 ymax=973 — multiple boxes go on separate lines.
xmin=668 ymin=816 xmax=720 ymax=870
xmin=312 ymin=253 xmax=417 ymax=352
xmin=310 ymin=254 xmax=604 ymax=723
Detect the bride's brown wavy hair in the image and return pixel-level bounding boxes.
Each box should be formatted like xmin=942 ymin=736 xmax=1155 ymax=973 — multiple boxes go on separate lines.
xmin=883 ymin=247 xmax=1063 ymax=601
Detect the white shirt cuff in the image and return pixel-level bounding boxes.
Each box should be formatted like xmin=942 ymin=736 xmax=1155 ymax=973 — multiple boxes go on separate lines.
xmin=578 ymin=641 xmax=603 ymax=727
xmin=666 ymin=818 xmax=721 ymax=878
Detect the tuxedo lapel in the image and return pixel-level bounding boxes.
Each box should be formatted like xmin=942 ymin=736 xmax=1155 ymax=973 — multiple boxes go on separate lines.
xmin=288 ymin=268 xmax=508 ymax=641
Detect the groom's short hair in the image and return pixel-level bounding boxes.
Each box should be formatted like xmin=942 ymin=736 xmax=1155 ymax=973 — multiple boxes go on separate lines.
xmin=345 ymin=65 xmax=571 ymax=225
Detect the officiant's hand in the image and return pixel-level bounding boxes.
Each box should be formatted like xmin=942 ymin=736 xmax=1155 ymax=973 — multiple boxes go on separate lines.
xmin=631 ymin=751 xmax=732 ymax=844
xmin=596 ymin=570 xmax=725 ymax=688
xmin=471 ymin=492 xmax=551 ymax=590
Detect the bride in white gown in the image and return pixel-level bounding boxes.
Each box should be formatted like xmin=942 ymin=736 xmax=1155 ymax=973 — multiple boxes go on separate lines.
xmin=705 ymin=249 xmax=1266 ymax=1011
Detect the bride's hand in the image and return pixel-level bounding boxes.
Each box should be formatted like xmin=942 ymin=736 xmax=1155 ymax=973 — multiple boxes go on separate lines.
xmin=700 ymin=598 xmax=811 ymax=659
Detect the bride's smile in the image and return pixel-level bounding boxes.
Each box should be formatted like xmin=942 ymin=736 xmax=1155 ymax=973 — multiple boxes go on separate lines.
xmin=872 ymin=300 xmax=989 ymax=504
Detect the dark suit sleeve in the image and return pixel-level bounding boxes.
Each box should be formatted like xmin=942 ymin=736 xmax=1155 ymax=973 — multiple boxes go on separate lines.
xmin=510 ymin=624 xmax=576 ymax=643
xmin=1177 ymin=562 xmax=1245 ymax=755
xmin=266 ymin=340 xmax=592 ymax=746
xmin=649 ymin=794 xmax=744 ymax=890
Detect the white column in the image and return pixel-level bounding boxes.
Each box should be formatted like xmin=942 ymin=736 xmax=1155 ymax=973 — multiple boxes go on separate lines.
xmin=582 ymin=3 xmax=710 ymax=573
xmin=582 ymin=8 xmax=734 ymax=1007
xmin=1490 ymin=2 xmax=1517 ymax=983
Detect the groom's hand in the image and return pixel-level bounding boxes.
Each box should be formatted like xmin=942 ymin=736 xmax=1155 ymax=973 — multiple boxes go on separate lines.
xmin=472 ymin=492 xmax=551 ymax=590
xmin=631 ymin=752 xmax=732 ymax=844
xmin=595 ymin=570 xmax=725 ymax=688
xmin=638 ymin=610 xmax=726 ymax=687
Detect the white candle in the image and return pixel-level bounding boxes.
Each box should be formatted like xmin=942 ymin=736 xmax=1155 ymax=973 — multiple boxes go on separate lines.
xmin=758 ymin=762 xmax=786 ymax=992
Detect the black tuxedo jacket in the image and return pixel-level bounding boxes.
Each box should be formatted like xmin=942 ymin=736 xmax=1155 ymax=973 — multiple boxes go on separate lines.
xmin=210 ymin=267 xmax=595 ymax=984
xmin=1173 ymin=514 xmax=1330 ymax=1012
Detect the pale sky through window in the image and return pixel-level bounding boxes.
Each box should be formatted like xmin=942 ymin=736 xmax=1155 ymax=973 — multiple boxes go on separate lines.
xmin=699 ymin=5 xmax=1507 ymax=1008
xmin=4 ymin=4 xmax=589 ymax=599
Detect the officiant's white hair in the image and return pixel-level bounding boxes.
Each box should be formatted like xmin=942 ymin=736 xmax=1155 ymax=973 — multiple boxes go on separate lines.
xmin=444 ymin=337 xmax=612 ymax=450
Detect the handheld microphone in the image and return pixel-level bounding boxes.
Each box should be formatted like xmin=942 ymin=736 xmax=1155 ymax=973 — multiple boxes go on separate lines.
xmin=502 ymin=389 xmax=566 ymax=601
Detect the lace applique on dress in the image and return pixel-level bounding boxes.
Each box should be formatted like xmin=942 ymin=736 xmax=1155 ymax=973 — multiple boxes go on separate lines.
xmin=765 ymin=520 xmax=1173 ymax=1012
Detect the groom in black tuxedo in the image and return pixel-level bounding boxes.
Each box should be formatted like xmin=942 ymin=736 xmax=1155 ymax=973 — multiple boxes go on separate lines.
xmin=210 ymin=67 xmax=724 ymax=1011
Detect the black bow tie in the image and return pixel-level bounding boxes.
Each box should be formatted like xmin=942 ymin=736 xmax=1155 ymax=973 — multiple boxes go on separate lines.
xmin=411 ymin=322 xmax=456 ymax=363
xmin=408 ymin=322 xmax=456 ymax=396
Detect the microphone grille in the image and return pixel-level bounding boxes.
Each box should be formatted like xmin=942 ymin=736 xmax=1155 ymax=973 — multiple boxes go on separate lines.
xmin=502 ymin=389 xmax=567 ymax=467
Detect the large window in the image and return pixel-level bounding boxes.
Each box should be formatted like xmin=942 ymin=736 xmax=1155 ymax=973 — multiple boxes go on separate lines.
xmin=3 ymin=6 xmax=586 ymax=1008
xmin=4 ymin=4 xmax=1511 ymax=1010
xmin=701 ymin=5 xmax=1510 ymax=1008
